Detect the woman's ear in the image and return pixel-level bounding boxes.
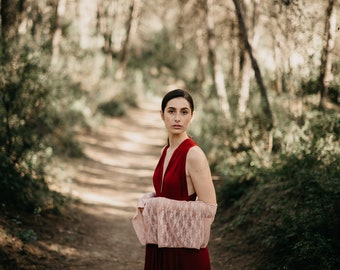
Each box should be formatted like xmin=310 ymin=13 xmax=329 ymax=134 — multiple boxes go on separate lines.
xmin=191 ymin=111 xmax=195 ymax=122
xmin=160 ymin=110 xmax=164 ymax=120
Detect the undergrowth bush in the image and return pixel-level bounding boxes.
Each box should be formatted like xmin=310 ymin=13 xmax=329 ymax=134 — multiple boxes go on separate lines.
xmin=97 ymin=98 xmax=126 ymax=117
xmin=302 ymin=77 xmax=339 ymax=104
xmin=258 ymin=152 xmax=340 ymax=270
xmin=215 ymin=110 xmax=340 ymax=269
xmin=0 ymin=39 xmax=87 ymax=212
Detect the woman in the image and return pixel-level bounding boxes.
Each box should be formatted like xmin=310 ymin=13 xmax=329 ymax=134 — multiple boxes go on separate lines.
xmin=133 ymin=89 xmax=217 ymax=270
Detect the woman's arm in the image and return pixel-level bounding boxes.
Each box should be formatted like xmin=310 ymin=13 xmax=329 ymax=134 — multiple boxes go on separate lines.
xmin=186 ymin=146 xmax=217 ymax=205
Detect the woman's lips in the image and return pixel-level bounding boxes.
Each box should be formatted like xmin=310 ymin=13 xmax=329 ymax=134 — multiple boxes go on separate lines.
xmin=172 ymin=125 xmax=182 ymax=129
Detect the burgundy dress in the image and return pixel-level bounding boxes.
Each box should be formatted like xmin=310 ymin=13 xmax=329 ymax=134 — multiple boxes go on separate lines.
xmin=144 ymin=138 xmax=211 ymax=270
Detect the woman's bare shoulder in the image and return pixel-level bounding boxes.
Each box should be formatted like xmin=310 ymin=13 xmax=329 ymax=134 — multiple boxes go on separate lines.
xmin=187 ymin=146 xmax=207 ymax=163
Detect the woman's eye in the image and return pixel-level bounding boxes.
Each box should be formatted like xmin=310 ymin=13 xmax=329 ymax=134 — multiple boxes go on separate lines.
xmin=182 ymin=110 xmax=189 ymax=115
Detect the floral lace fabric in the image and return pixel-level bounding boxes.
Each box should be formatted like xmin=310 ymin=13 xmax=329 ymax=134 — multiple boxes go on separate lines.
xmin=132 ymin=193 xmax=217 ymax=249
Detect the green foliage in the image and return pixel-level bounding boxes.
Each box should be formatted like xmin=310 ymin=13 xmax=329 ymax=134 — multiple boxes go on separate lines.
xmin=301 ymin=77 xmax=339 ymax=104
xmin=19 ymin=229 xmax=37 ymax=243
xmin=250 ymin=147 xmax=340 ymax=270
xmin=328 ymin=84 xmax=339 ymax=104
xmin=215 ymin=111 xmax=340 ymax=269
xmin=259 ymin=153 xmax=340 ymax=270
xmin=0 ymin=38 xmax=86 ymax=211
xmin=218 ymin=177 xmax=256 ymax=209
xmin=129 ymin=30 xmax=196 ymax=87
xmin=97 ymin=98 xmax=126 ymax=117
xmin=134 ymin=31 xmax=186 ymax=72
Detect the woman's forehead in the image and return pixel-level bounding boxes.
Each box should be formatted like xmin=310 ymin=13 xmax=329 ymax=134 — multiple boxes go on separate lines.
xmin=166 ymin=97 xmax=191 ymax=109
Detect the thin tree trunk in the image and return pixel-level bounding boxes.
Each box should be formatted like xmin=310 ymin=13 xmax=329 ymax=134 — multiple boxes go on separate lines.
xmin=238 ymin=53 xmax=252 ymax=115
xmin=203 ymin=0 xmax=231 ymax=120
xmin=175 ymin=0 xmax=185 ymax=50
xmin=232 ymin=0 xmax=273 ymax=130
xmin=195 ymin=28 xmax=207 ymax=89
xmin=96 ymin=0 xmax=114 ymax=69
xmin=51 ymin=0 xmax=67 ymax=66
xmin=319 ymin=0 xmax=335 ymax=110
xmin=230 ymin=21 xmax=240 ymax=82
xmin=115 ymin=0 xmax=141 ymax=80
xmin=176 ymin=0 xmax=196 ymax=51
xmin=1 ymin=0 xmax=21 ymax=157
xmin=237 ymin=0 xmax=260 ymax=118
xmin=272 ymin=38 xmax=283 ymax=95
xmin=1 ymin=0 xmax=20 ymax=44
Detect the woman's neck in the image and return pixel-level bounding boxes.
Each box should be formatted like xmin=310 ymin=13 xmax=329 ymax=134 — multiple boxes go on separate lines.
xmin=168 ymin=133 xmax=189 ymax=150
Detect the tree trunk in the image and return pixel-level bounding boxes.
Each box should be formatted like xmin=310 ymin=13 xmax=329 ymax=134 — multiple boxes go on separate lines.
xmin=272 ymin=38 xmax=283 ymax=95
xmin=96 ymin=0 xmax=113 ymax=69
xmin=237 ymin=0 xmax=260 ymax=118
xmin=1 ymin=0 xmax=20 ymax=44
xmin=203 ymin=0 xmax=231 ymax=120
xmin=230 ymin=21 xmax=240 ymax=82
xmin=238 ymin=53 xmax=252 ymax=115
xmin=318 ymin=0 xmax=335 ymax=110
xmin=195 ymin=28 xmax=207 ymax=90
xmin=115 ymin=0 xmax=142 ymax=80
xmin=1 ymin=0 xmax=21 ymax=156
xmin=51 ymin=0 xmax=67 ymax=66
xmin=232 ymin=0 xmax=273 ymax=130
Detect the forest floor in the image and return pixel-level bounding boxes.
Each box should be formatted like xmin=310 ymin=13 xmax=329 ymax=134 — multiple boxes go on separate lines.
xmin=0 ymin=97 xmax=253 ymax=270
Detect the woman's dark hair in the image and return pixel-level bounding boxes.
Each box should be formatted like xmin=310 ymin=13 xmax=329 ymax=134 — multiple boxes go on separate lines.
xmin=161 ymin=89 xmax=194 ymax=113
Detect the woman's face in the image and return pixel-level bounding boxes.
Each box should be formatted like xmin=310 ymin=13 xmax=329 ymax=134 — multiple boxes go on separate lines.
xmin=161 ymin=97 xmax=193 ymax=135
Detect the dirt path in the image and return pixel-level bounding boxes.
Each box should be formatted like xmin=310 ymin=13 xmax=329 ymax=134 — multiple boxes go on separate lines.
xmin=0 ymin=97 xmax=249 ymax=270
xmin=59 ymin=97 xmax=166 ymax=269
xmin=40 ymin=97 xmax=224 ymax=270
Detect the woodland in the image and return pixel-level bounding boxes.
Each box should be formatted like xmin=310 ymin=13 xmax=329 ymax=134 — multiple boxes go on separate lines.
xmin=0 ymin=0 xmax=339 ymax=269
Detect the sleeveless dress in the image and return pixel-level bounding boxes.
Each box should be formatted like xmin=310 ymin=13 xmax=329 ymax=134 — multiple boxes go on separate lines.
xmin=144 ymin=138 xmax=211 ymax=270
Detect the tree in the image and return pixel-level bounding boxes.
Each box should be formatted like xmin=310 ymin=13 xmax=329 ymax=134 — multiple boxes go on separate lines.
xmin=96 ymin=0 xmax=119 ymax=69
xmin=51 ymin=0 xmax=67 ymax=66
xmin=237 ymin=0 xmax=260 ymax=119
xmin=115 ymin=0 xmax=142 ymax=80
xmin=1 ymin=0 xmax=20 ymax=43
xmin=1 ymin=0 xmax=21 ymax=156
xmin=203 ymin=0 xmax=231 ymax=120
xmin=318 ymin=0 xmax=336 ymax=110
xmin=232 ymin=0 xmax=273 ymax=130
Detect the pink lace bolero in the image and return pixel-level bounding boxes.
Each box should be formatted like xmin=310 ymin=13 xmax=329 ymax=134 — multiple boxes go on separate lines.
xmin=132 ymin=192 xmax=217 ymax=249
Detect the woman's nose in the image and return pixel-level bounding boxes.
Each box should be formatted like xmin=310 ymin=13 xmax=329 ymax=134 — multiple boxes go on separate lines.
xmin=174 ymin=113 xmax=180 ymax=122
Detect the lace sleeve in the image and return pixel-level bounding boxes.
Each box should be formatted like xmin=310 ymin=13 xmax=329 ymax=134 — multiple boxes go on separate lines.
xmin=137 ymin=192 xmax=155 ymax=208
xmin=132 ymin=192 xmax=155 ymax=245
xmin=132 ymin=196 xmax=217 ymax=249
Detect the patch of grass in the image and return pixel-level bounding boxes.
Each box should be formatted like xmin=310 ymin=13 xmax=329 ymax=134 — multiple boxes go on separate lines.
xmin=215 ymin=111 xmax=340 ymax=269
xmin=19 ymin=229 xmax=37 ymax=243
xmin=97 ymin=99 xmax=126 ymax=117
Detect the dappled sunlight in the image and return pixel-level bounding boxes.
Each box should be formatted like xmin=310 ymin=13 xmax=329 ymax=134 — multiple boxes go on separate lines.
xmin=71 ymin=189 xmax=151 ymax=217
xmin=69 ymin=101 xmax=166 ymax=220
xmin=39 ymin=242 xmax=80 ymax=257
xmin=80 ymin=147 xmax=158 ymax=169
xmin=23 ymin=101 xmax=166 ymax=269
xmin=0 ymin=98 xmax=165 ymax=270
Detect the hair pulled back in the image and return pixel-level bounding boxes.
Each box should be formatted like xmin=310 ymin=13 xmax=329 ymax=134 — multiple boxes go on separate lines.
xmin=161 ymin=89 xmax=194 ymax=113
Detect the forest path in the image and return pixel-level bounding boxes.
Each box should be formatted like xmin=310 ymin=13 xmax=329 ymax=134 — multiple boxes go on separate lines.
xmin=51 ymin=96 xmax=225 ymax=270
xmin=62 ymin=96 xmax=166 ymax=269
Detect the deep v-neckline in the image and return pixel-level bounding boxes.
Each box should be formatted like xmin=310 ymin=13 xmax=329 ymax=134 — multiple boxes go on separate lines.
xmin=161 ymin=146 xmax=173 ymax=192
xmin=160 ymin=138 xmax=189 ymax=192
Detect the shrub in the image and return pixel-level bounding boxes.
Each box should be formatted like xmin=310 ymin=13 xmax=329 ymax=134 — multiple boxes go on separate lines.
xmin=258 ymin=151 xmax=340 ymax=270
xmin=0 ymin=39 xmax=86 ymax=211
xmin=215 ymin=111 xmax=340 ymax=269
xmin=97 ymin=99 xmax=126 ymax=117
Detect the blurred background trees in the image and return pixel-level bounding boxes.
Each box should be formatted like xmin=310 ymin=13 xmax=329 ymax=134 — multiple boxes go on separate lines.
xmin=0 ymin=0 xmax=339 ymax=268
